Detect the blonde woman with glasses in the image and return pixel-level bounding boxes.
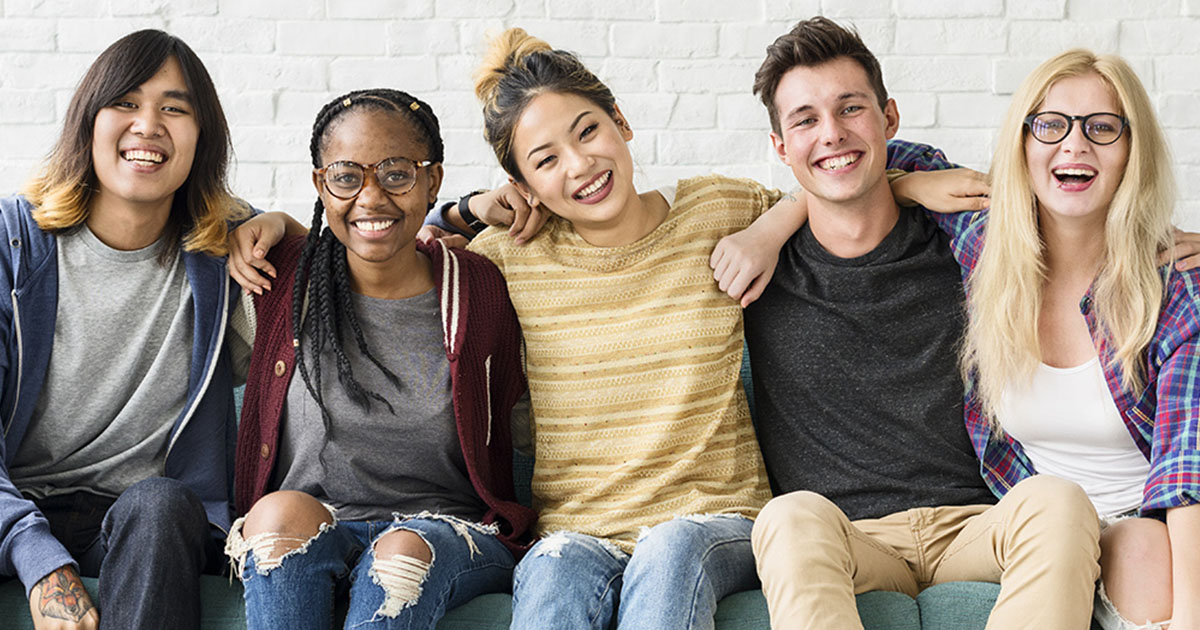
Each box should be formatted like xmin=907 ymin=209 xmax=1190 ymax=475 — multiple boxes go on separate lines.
xmin=889 ymin=49 xmax=1197 ymax=630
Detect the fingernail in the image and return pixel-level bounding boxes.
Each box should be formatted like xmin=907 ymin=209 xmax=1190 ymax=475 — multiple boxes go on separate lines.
xmin=254 ymin=249 xmax=264 ymax=258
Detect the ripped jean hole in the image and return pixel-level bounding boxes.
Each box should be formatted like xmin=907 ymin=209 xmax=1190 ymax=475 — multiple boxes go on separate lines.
xmin=532 ymin=531 xmax=626 ymax=560
xmin=224 ymin=502 xmax=338 ymax=579
xmin=636 ymin=513 xmax=749 ymax=543
xmin=390 ymin=511 xmax=499 ymax=558
xmin=532 ymin=532 xmax=572 ymax=559
xmin=367 ymin=553 xmax=432 ymax=619
xmin=680 ymin=513 xmax=747 ymax=525
xmin=1093 ymin=581 xmax=1171 ymax=630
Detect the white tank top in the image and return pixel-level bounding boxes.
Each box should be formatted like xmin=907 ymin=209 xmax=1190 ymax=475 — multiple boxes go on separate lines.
xmin=996 ymin=357 xmax=1149 ymax=519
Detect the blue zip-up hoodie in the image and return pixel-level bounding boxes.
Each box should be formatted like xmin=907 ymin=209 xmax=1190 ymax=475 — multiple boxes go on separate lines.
xmin=0 ymin=195 xmax=237 ymax=595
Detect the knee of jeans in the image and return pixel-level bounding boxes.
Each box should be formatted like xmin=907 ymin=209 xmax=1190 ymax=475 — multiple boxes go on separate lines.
xmin=528 ymin=531 xmax=624 ymax=562
xmin=753 ymin=491 xmax=842 ymax=541
xmin=1007 ymin=476 xmax=1100 ymax=539
xmin=633 ymin=514 xmax=745 ymax=555
xmin=626 ymin=517 xmax=731 ymax=581
xmin=225 ymin=491 xmax=336 ymax=577
xmin=366 ymin=528 xmax=434 ymax=619
xmin=107 ymin=477 xmax=205 ymax=535
xmin=529 ymin=531 xmax=575 ymax=560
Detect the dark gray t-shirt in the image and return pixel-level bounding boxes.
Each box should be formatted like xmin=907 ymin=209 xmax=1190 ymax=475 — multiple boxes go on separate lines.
xmin=273 ymin=289 xmax=485 ymax=523
xmin=744 ymin=206 xmax=994 ymax=520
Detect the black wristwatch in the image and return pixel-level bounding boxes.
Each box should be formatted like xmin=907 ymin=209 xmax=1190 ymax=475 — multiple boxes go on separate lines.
xmin=457 ymin=190 xmax=489 ymax=233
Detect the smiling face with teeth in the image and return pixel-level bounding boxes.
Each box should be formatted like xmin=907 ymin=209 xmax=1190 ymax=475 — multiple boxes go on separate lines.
xmin=769 ymin=57 xmax=900 ymax=217
xmin=511 ymin=91 xmax=656 ymax=245
xmin=90 ymin=56 xmax=199 ymax=219
xmin=1024 ymin=73 xmax=1129 ymax=227
xmin=314 ymin=108 xmax=442 ymax=280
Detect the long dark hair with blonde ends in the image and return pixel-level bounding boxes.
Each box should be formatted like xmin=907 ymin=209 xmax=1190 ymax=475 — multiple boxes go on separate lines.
xmin=475 ymin=28 xmax=618 ymax=181
xmin=22 ymin=29 xmax=244 ymax=259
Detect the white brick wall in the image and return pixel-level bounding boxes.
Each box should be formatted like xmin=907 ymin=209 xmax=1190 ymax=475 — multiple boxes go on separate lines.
xmin=0 ymin=1 xmax=1197 ymax=227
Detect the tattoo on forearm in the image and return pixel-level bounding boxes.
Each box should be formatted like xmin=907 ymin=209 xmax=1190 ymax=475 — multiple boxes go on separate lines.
xmin=37 ymin=568 xmax=92 ymax=622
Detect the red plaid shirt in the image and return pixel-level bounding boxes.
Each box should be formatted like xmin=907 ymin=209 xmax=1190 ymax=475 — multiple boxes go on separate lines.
xmin=889 ymin=140 xmax=1200 ymax=514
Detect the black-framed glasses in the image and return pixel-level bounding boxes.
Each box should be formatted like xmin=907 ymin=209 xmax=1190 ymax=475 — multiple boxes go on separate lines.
xmin=1023 ymin=111 xmax=1128 ymax=146
xmin=316 ymin=156 xmax=434 ymax=199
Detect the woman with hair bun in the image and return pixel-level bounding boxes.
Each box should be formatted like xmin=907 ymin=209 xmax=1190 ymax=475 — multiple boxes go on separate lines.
xmin=459 ymin=28 xmax=785 ymax=630
xmin=224 ymin=88 xmax=534 ymax=629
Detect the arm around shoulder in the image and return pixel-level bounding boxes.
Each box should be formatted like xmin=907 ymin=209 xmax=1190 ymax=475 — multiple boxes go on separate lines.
xmin=710 ymin=185 xmax=808 ymax=307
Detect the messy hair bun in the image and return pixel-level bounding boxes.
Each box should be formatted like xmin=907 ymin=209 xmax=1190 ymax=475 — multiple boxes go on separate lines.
xmin=474 ymin=28 xmax=551 ymax=108
xmin=473 ymin=27 xmax=618 ymax=181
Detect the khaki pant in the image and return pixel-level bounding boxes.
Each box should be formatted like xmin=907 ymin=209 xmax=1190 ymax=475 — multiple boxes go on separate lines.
xmin=752 ymin=475 xmax=1101 ymax=630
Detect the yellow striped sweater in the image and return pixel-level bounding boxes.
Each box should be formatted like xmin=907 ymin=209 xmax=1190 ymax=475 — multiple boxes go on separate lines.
xmin=469 ymin=174 xmax=777 ymax=551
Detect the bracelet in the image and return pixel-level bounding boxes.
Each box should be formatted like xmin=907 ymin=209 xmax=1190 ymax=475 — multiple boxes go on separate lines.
xmin=457 ymin=190 xmax=489 ymax=233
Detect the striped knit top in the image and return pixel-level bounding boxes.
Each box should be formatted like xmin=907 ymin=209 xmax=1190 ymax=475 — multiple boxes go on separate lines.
xmin=469 ymin=174 xmax=777 ymax=550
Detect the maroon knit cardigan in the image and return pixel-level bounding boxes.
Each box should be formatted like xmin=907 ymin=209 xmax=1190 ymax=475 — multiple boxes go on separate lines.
xmin=233 ymin=235 xmax=535 ymax=555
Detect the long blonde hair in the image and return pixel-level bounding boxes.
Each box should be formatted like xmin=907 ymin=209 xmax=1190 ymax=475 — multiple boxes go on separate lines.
xmin=963 ymin=49 xmax=1175 ymax=422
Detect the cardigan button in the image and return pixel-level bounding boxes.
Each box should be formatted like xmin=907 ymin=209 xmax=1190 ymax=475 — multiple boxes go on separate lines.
xmin=274 ymin=360 xmax=286 ymax=377
xmin=260 ymin=443 xmax=270 ymax=459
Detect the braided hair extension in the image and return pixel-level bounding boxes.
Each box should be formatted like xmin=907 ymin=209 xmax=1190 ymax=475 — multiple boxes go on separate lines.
xmin=290 ymin=89 xmax=445 ymax=447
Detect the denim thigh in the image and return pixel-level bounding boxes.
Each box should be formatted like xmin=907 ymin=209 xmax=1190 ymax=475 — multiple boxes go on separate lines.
xmin=511 ymin=532 xmax=630 ymax=630
xmin=618 ymin=515 xmax=758 ymax=630
xmin=343 ymin=514 xmax=514 ymax=630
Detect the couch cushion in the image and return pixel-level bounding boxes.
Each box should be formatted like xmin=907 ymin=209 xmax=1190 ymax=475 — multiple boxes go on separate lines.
xmin=2 ymin=577 xmax=966 ymax=629
xmin=917 ymin=582 xmax=999 ymax=629
xmin=0 ymin=576 xmax=247 ymax=630
xmin=712 ymin=589 xmax=922 ymax=630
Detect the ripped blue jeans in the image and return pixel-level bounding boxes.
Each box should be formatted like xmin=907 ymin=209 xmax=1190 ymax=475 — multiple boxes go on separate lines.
xmin=227 ymin=512 xmax=514 ymax=630
xmin=510 ymin=514 xmax=758 ymax=630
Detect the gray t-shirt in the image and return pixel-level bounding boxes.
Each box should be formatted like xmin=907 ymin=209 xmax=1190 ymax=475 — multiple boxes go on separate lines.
xmin=273 ymin=289 xmax=485 ymax=523
xmin=744 ymin=206 xmax=995 ymax=520
xmin=12 ymin=226 xmax=193 ymax=499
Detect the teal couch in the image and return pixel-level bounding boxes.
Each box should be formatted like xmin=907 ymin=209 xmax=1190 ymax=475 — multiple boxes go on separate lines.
xmin=0 ymin=576 xmax=1000 ymax=629
xmin=1 ymin=353 xmax=1018 ymax=628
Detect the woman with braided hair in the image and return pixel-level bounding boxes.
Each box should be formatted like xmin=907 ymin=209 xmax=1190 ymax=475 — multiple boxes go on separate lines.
xmin=230 ymin=28 xmax=804 ymax=628
xmin=223 ymin=88 xmax=534 ymax=629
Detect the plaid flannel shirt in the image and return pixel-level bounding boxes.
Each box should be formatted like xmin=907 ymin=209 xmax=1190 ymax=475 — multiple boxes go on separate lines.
xmin=887 ymin=139 xmax=1200 ymax=514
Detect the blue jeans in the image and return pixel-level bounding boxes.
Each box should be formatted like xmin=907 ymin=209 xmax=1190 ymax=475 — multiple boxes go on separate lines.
xmin=234 ymin=513 xmax=514 ymax=630
xmin=510 ymin=514 xmax=758 ymax=630
xmin=31 ymin=477 xmax=218 ymax=630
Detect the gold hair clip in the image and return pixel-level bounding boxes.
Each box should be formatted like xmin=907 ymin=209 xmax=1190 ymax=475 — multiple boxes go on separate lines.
xmin=342 ymin=98 xmax=352 ymax=107
xmin=409 ymin=102 xmax=420 ymax=111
